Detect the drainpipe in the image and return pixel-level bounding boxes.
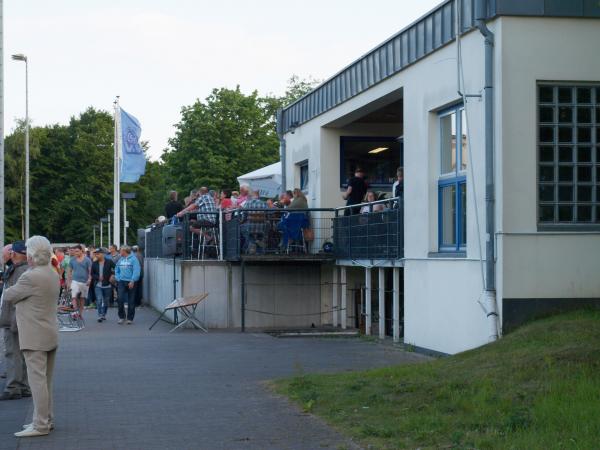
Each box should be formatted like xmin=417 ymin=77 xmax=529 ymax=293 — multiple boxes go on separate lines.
xmin=276 ymin=108 xmax=287 ymax=193
xmin=475 ymin=0 xmax=499 ymax=341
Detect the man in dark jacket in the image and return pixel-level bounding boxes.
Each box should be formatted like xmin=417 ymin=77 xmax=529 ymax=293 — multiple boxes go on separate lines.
xmin=91 ymin=248 xmax=115 ymax=323
xmin=0 ymin=241 xmax=31 ymax=400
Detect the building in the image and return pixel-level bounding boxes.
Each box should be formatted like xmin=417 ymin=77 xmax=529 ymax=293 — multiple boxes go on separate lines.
xmin=277 ymin=0 xmax=600 ymax=354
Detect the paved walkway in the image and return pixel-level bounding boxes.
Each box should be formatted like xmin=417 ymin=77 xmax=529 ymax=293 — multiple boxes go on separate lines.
xmin=0 ymin=307 xmax=428 ymax=450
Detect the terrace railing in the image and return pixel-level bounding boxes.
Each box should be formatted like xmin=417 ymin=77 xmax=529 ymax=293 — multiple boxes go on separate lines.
xmin=143 ymin=199 xmax=403 ymax=262
xmin=333 ymin=198 xmax=404 ymax=260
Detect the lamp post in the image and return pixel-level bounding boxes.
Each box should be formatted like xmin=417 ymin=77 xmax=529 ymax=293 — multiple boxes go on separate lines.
xmin=122 ymin=192 xmax=136 ymax=246
xmin=100 ymin=218 xmax=108 ymax=247
xmin=92 ymin=225 xmax=98 ymax=247
xmin=11 ymin=53 xmax=29 ymax=239
xmin=107 ymin=209 xmax=113 ymax=246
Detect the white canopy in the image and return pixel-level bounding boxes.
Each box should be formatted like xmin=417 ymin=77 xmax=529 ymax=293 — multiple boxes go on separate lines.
xmin=237 ymin=161 xmax=282 ymax=198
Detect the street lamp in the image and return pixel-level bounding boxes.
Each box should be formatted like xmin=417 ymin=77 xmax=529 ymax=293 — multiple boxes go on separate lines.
xmin=107 ymin=209 xmax=113 ymax=246
xmin=122 ymin=192 xmax=136 ymax=245
xmin=92 ymin=224 xmax=99 ymax=247
xmin=11 ymin=53 xmax=29 ymax=239
xmin=100 ymin=217 xmax=108 ymax=247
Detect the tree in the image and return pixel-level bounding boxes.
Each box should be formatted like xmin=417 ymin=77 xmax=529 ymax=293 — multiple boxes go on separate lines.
xmin=4 ymin=108 xmax=167 ymax=244
xmin=162 ymin=86 xmax=280 ymax=194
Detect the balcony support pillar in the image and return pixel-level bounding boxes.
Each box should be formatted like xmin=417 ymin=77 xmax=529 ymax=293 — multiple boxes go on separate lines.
xmin=365 ymin=267 xmax=372 ymax=336
xmin=378 ymin=268 xmax=385 ymax=339
xmin=340 ymin=266 xmax=347 ymax=329
xmin=332 ymin=266 xmax=339 ymax=327
xmin=393 ymin=267 xmax=400 ymax=343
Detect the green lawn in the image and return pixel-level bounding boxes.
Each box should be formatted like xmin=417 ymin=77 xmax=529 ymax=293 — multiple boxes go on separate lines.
xmin=274 ymin=311 xmax=600 ymax=449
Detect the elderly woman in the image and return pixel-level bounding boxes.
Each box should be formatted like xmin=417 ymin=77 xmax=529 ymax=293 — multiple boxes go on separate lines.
xmin=4 ymin=236 xmax=60 ymax=437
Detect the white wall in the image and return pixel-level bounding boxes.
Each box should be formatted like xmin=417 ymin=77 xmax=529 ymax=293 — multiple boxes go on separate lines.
xmin=499 ymin=17 xmax=600 ymax=300
xmin=283 ymin=22 xmax=494 ymax=354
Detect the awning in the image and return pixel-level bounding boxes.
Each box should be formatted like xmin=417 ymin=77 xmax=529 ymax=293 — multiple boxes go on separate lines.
xmin=237 ymin=161 xmax=282 ymax=198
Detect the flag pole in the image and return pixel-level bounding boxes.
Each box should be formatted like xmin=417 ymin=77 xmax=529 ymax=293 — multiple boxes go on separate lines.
xmin=113 ymin=96 xmax=121 ymax=248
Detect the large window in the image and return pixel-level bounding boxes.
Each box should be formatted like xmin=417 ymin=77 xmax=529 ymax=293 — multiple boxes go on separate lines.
xmin=340 ymin=137 xmax=402 ymax=188
xmin=438 ymin=105 xmax=467 ymax=252
xmin=538 ymin=84 xmax=600 ymax=227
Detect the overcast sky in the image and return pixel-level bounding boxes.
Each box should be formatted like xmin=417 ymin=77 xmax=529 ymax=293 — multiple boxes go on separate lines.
xmin=4 ymin=0 xmax=441 ymax=161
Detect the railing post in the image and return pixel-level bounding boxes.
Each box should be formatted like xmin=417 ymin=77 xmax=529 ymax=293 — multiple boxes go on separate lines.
xmin=219 ymin=209 xmax=223 ymax=261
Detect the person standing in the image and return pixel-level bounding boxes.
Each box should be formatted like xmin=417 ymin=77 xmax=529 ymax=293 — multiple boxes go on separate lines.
xmin=0 ymin=241 xmax=31 ymax=401
xmin=4 ymin=236 xmax=60 ymax=437
xmin=164 ymin=190 xmax=183 ymax=219
xmin=115 ymin=246 xmax=141 ymax=324
xmin=66 ymin=245 xmax=92 ymax=320
xmin=342 ymin=167 xmax=368 ymax=215
xmin=132 ymin=246 xmax=144 ymax=307
xmin=91 ymin=249 xmax=115 ymax=323
xmin=391 ymin=166 xmax=404 ymax=208
xmin=106 ymin=245 xmax=120 ymax=308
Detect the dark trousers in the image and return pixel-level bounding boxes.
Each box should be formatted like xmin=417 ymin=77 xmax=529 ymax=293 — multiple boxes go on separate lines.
xmin=117 ymin=281 xmax=136 ymax=321
xmin=135 ymin=275 xmax=143 ymax=307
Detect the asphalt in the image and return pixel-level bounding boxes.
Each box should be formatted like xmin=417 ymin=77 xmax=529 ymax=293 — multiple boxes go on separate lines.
xmin=0 ymin=306 xmax=429 ymax=450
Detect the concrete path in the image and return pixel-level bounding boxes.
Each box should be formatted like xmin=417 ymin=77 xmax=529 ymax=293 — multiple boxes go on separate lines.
xmin=0 ymin=307 xmax=428 ymax=450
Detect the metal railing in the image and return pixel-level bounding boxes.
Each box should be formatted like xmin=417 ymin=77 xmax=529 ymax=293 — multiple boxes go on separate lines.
xmin=143 ymin=198 xmax=403 ymax=261
xmin=222 ymin=208 xmax=336 ymax=260
xmin=333 ymin=197 xmax=404 ymax=260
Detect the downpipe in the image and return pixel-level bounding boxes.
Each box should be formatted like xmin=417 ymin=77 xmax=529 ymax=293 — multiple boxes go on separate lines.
xmin=276 ymin=108 xmax=287 ymax=193
xmin=475 ymin=0 xmax=499 ymax=342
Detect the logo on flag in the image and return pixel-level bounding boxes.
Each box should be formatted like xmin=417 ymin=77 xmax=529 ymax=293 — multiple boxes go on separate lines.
xmin=119 ymin=108 xmax=146 ymax=183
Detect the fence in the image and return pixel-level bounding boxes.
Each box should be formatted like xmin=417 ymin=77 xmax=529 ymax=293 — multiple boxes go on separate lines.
xmin=333 ymin=198 xmax=404 ymax=260
xmin=143 ymin=199 xmax=403 ymax=261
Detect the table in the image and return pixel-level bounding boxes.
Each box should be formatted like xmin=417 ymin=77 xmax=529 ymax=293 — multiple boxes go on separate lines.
xmin=149 ymin=293 xmax=209 ymax=332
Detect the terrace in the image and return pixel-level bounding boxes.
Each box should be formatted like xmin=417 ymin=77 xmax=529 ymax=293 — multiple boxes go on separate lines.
xmin=142 ymin=198 xmax=403 ymax=263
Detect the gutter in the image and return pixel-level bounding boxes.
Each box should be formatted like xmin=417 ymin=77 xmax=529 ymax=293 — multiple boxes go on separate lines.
xmin=276 ymin=108 xmax=287 ymax=193
xmin=475 ymin=0 xmax=499 ymax=341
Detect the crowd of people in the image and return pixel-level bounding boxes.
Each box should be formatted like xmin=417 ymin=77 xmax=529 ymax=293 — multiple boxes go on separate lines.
xmin=152 ymin=166 xmax=403 ymax=256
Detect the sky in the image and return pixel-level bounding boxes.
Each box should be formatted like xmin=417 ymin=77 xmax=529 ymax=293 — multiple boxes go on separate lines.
xmin=4 ymin=0 xmax=441 ymax=161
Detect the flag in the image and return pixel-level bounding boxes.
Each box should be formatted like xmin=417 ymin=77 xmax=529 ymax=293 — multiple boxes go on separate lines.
xmin=119 ymin=108 xmax=146 ymax=183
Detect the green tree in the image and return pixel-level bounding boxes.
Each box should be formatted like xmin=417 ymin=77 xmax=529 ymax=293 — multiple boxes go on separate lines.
xmin=4 ymin=107 xmax=167 ymax=244
xmin=162 ymin=86 xmax=280 ymax=194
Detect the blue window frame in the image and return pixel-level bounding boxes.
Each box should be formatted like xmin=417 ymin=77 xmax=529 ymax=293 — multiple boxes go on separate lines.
xmin=438 ymin=105 xmax=467 ymax=252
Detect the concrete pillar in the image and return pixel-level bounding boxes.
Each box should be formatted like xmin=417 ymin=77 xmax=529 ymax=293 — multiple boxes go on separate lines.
xmin=340 ymin=266 xmax=347 ymax=329
xmin=332 ymin=266 xmax=339 ymax=328
xmin=378 ymin=267 xmax=385 ymax=339
xmin=393 ymin=267 xmax=400 ymax=343
xmin=365 ymin=267 xmax=371 ymax=335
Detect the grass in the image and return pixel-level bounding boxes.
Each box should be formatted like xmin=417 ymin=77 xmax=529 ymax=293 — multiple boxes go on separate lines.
xmin=273 ymin=310 xmax=600 ymax=449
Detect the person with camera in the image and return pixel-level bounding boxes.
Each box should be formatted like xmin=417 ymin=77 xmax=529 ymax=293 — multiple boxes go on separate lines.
xmin=0 ymin=241 xmax=31 ymax=401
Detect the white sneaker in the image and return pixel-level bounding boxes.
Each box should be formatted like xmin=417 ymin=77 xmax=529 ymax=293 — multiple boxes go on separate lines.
xmin=118 ymin=319 xmax=124 ymax=324
xmin=14 ymin=427 xmax=48 ymax=437
xmin=23 ymin=423 xmax=54 ymax=431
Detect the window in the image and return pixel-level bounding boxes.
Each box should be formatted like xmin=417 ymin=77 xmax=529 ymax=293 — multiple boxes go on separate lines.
xmin=340 ymin=136 xmax=403 ymax=188
xmin=438 ymin=105 xmax=467 ymax=251
xmin=538 ymin=84 xmax=600 ymax=227
xmin=299 ymin=161 xmax=309 ymax=193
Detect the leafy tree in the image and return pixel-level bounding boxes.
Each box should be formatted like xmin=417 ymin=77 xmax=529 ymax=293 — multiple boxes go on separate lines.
xmin=162 ymin=86 xmax=280 ymax=194
xmin=4 ymin=108 xmax=166 ymax=244
xmin=162 ymin=76 xmax=320 ymax=195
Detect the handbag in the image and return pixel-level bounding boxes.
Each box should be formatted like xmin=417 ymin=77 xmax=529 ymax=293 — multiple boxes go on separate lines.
xmin=303 ymin=228 xmax=315 ymax=242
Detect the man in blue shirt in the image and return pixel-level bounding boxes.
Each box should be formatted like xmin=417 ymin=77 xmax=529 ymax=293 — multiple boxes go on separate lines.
xmin=114 ymin=246 xmax=141 ymax=324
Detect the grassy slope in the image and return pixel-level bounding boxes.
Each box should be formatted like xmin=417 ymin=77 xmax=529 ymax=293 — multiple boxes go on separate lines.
xmin=274 ymin=311 xmax=600 ymax=449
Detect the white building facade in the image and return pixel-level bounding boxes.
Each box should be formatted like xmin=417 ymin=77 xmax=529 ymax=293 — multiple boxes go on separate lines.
xmin=278 ymin=0 xmax=600 ymax=354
